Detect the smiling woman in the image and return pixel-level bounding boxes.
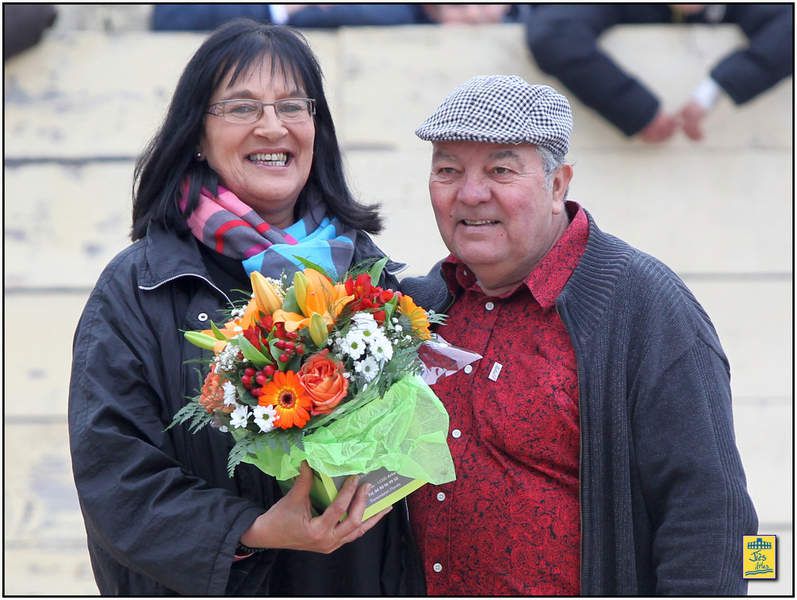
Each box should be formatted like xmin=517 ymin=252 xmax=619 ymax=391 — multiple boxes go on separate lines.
xmin=67 ymin=19 xmax=421 ymax=596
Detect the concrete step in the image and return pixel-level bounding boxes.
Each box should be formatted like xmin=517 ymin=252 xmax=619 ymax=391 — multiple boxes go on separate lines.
xmin=2 ymin=408 xmax=789 ymax=594
xmin=4 ymin=145 xmax=791 ymax=289
xmin=4 ymin=26 xmax=792 ymax=159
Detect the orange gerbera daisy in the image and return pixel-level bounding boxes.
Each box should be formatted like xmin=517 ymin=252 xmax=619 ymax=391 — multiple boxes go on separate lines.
xmin=398 ymin=293 xmax=432 ymax=340
xmin=258 ymin=370 xmax=313 ymax=429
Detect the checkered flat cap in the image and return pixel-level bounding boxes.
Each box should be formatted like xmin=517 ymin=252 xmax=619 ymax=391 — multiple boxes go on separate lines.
xmin=416 ymin=75 xmax=572 ymax=158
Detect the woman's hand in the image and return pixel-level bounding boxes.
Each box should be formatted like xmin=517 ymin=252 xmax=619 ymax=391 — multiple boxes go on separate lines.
xmin=239 ymin=462 xmax=391 ymax=554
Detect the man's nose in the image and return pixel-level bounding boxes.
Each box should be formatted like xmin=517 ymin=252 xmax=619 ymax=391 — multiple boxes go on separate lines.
xmin=456 ymin=174 xmax=491 ymax=204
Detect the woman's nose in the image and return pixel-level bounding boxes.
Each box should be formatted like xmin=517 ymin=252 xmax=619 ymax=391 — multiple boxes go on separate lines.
xmin=253 ymin=106 xmax=287 ymax=139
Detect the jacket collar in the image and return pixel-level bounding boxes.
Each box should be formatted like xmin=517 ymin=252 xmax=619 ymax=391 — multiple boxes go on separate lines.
xmin=137 ymin=223 xmax=214 ymax=290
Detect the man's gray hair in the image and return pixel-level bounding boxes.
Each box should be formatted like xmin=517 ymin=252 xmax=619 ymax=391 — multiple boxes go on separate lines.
xmin=536 ymin=146 xmax=566 ymax=190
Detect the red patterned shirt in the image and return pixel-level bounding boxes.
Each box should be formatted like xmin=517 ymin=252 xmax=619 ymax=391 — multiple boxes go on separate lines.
xmin=409 ymin=202 xmax=589 ymax=596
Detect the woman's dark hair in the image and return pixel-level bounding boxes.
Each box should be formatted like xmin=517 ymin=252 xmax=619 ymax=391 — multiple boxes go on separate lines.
xmin=131 ymin=19 xmax=382 ymax=240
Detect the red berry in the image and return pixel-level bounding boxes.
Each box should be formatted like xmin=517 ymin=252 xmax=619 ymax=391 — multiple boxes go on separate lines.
xmin=244 ymin=368 xmax=256 ymax=376
xmin=295 ymin=345 xmax=305 ymax=355
xmin=241 ymin=375 xmax=252 ymax=387
xmin=256 ymin=374 xmax=266 ymax=385
xmin=264 ymin=365 xmax=275 ymax=377
xmin=279 ymin=353 xmax=289 ymax=363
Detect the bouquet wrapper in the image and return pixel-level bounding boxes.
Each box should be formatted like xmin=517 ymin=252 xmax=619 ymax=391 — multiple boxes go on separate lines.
xmin=243 ymin=374 xmax=455 ymax=520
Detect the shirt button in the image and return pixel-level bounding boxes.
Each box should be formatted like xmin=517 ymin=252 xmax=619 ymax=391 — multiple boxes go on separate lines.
xmin=485 ymin=301 xmax=495 ymax=311
xmin=197 ymin=312 xmax=209 ymax=322
xmin=451 ymin=429 xmax=462 ymax=439
xmin=433 ymin=562 xmax=443 ymax=573
xmin=463 ymin=365 xmax=473 ymax=374
xmin=436 ymin=492 xmax=446 ymax=502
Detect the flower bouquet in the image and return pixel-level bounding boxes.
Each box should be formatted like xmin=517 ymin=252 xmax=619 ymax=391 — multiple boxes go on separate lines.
xmin=170 ymin=258 xmax=477 ymax=519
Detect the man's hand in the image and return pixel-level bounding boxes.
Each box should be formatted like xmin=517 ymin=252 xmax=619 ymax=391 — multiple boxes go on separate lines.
xmin=239 ymin=462 xmax=390 ymax=554
xmin=638 ymin=110 xmax=678 ymax=143
xmin=677 ymin=99 xmax=707 ymax=141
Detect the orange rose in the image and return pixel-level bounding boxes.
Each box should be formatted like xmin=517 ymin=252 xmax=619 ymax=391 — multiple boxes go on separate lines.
xmin=298 ymin=349 xmax=349 ymax=415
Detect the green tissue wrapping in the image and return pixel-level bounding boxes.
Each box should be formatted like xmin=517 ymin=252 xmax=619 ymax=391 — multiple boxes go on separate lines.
xmin=240 ymin=374 xmax=455 ymax=484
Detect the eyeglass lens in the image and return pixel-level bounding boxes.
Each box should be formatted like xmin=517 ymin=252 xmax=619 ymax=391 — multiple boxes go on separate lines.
xmin=215 ymin=99 xmax=313 ymax=123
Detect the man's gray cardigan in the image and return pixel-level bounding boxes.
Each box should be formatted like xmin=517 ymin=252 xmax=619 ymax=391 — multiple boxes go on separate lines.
xmin=401 ymin=211 xmax=758 ymax=595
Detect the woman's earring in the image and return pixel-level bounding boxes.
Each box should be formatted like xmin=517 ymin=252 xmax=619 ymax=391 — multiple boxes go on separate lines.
xmin=195 ymin=151 xmax=203 ymax=161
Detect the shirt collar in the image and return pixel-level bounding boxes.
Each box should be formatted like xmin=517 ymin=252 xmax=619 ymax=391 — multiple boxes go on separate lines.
xmin=441 ymin=201 xmax=589 ymax=308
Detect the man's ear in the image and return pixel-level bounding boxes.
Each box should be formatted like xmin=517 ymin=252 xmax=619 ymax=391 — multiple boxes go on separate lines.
xmin=551 ymin=163 xmax=573 ymax=214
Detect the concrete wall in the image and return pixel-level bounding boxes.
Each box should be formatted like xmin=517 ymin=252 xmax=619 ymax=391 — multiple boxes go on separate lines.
xmin=4 ymin=7 xmax=792 ymax=595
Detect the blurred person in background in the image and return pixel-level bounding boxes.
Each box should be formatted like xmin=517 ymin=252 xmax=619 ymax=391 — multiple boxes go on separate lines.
xmin=419 ymin=4 xmax=515 ymax=24
xmin=151 ymin=3 xmax=518 ymax=30
xmin=525 ymin=4 xmax=793 ymax=142
xmin=68 ymin=19 xmax=424 ymax=596
xmin=3 ymin=3 xmax=57 ymax=59
xmin=401 ymin=75 xmax=757 ymax=595
xmin=151 ymin=3 xmax=419 ymax=30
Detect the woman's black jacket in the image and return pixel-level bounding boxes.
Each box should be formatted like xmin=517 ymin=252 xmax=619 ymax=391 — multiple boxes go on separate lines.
xmin=68 ymin=223 xmax=424 ymax=595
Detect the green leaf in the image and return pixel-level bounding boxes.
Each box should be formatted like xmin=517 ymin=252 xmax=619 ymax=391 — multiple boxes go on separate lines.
xmin=184 ymin=331 xmax=219 ymax=351
xmin=383 ymin=293 xmax=399 ymax=322
xmin=237 ymin=335 xmax=271 ymax=368
xmin=227 ymin=436 xmax=256 ymax=477
xmin=165 ymin=400 xmax=212 ymax=433
xmin=281 ymin=286 xmax=300 ymax=314
xmin=269 ymin=337 xmax=285 ymax=369
xmin=210 ymin=321 xmax=227 ymax=340
xmin=236 ymin=382 xmax=259 ymax=406
xmin=293 ymin=256 xmax=335 ymax=280
xmin=368 ymin=257 xmax=388 ymax=287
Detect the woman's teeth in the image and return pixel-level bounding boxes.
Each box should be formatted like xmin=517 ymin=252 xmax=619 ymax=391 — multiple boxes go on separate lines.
xmin=463 ymin=219 xmax=498 ymax=225
xmin=248 ymin=152 xmax=288 ymax=166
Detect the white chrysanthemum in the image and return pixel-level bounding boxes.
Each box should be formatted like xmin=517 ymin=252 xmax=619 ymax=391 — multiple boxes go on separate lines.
xmin=253 ymin=405 xmax=278 ymax=433
xmin=215 ymin=342 xmax=240 ymax=373
xmin=229 ymin=405 xmax=250 ymax=429
xmin=354 ymin=355 xmax=380 ymax=382
xmin=339 ymin=330 xmax=367 ymax=360
xmin=369 ymin=332 xmax=394 ymax=363
xmin=222 ymin=381 xmax=238 ymax=407
xmin=351 ymin=312 xmax=379 ymax=334
xmin=219 ymin=425 xmax=229 ymax=433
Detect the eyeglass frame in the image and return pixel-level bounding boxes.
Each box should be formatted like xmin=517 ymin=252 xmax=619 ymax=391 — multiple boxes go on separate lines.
xmin=206 ymin=97 xmax=317 ymax=124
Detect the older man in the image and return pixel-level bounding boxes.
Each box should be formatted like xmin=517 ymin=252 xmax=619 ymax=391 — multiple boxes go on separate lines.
xmin=402 ymin=75 xmax=757 ymax=595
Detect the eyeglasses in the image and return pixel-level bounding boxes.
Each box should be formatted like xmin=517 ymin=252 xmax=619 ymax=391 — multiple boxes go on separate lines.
xmin=206 ymin=98 xmax=316 ymax=124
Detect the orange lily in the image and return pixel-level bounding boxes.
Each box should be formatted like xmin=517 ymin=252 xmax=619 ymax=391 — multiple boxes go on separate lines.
xmin=250 ymin=271 xmax=284 ymax=315
xmin=273 ymin=269 xmax=354 ymax=338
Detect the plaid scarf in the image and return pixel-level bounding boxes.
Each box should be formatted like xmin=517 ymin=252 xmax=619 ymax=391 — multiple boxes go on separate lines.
xmin=181 ymin=184 xmax=356 ymax=280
